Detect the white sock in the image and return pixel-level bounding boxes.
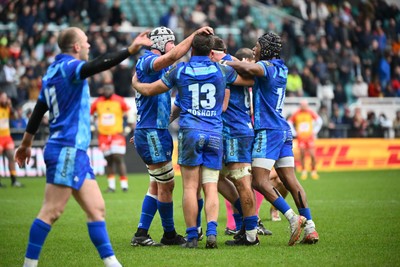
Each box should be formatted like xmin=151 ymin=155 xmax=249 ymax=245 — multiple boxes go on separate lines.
xmin=245 ymin=229 xmax=257 ymax=242
xmin=108 ymin=177 xmax=116 ymax=189
xmin=103 ymin=255 xmax=122 ymax=267
xmin=120 ymin=180 xmax=128 ymax=189
xmin=23 ymin=258 xmax=38 ymax=267
xmin=284 ymin=209 xmax=296 ymax=221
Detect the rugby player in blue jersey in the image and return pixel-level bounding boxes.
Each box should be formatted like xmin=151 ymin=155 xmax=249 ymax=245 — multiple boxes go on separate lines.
xmin=222 ymin=32 xmax=319 ymax=245
xmin=14 ymin=27 xmax=151 ymax=267
xmin=131 ymin=26 xmax=213 ymax=247
xmin=132 ymin=33 xmax=253 ymax=248
xmin=209 ymin=39 xmax=263 ymax=246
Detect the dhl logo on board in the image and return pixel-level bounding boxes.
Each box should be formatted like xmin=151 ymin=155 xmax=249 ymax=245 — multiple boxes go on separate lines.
xmin=293 ymin=139 xmax=400 ymax=171
xmin=172 ymin=139 xmax=400 ymax=174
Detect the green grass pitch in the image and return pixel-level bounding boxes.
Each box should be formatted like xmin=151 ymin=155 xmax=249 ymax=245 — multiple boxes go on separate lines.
xmin=1 ymin=170 xmax=399 ymax=267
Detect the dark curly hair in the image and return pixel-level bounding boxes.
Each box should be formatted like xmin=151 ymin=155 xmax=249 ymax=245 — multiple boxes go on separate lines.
xmin=258 ymin=32 xmax=282 ymax=60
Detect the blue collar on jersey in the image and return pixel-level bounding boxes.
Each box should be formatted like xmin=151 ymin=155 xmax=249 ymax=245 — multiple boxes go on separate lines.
xmin=222 ymin=54 xmax=232 ymax=61
xmin=189 ymin=56 xmax=212 ymax=62
xmin=56 ymin=53 xmax=76 ymax=61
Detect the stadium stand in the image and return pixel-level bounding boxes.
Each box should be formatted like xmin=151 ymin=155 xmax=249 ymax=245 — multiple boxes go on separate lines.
xmin=0 ymin=0 xmax=399 ymax=140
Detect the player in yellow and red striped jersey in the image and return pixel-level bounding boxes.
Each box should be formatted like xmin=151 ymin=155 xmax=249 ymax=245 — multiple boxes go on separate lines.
xmin=90 ymin=84 xmax=130 ymax=192
xmin=287 ymin=99 xmax=322 ymax=180
xmin=0 ymin=92 xmax=23 ymax=187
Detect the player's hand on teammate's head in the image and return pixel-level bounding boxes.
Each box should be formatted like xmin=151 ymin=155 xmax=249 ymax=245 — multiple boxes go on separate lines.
xmin=129 ymin=30 xmax=153 ymax=55
xmin=195 ymin=26 xmax=214 ymax=36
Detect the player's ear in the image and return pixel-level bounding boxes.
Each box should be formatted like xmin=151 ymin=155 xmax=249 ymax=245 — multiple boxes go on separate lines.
xmin=72 ymin=42 xmax=79 ymax=52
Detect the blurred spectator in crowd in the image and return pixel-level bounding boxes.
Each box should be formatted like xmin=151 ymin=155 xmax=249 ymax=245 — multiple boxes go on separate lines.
xmin=393 ymin=110 xmax=400 ymax=138
xmin=113 ymin=59 xmax=134 ymax=97
xmin=88 ymin=0 xmax=109 ymax=25
xmin=237 ymin=0 xmax=251 ymax=20
xmin=191 ymin=4 xmax=207 ymax=27
xmin=108 ymin=0 xmax=123 ymax=27
xmin=216 ymin=3 xmax=233 ymax=26
xmin=10 ymin=105 xmax=27 ymax=141
xmin=286 ymin=66 xmax=303 ymax=97
xmin=226 ymin=34 xmax=239 ymax=55
xmin=301 ymin=65 xmax=317 ymax=97
xmin=312 ymin=54 xmax=329 ymax=84
xmin=208 ymin=3 xmax=220 ymax=29
xmin=317 ymin=104 xmax=330 ymax=138
xmin=241 ymin=17 xmax=262 ymax=49
xmin=391 ymin=65 xmax=400 ymax=97
xmin=378 ymin=50 xmax=392 ymax=92
xmin=352 ymin=75 xmax=368 ymax=100
xmin=379 ymin=113 xmax=392 ymax=138
xmin=332 ymin=83 xmax=348 ymax=109
xmin=349 ymin=107 xmax=367 ymax=138
xmin=1 ymin=59 xmax=18 ymax=105
xmin=368 ymin=76 xmax=382 ymax=97
xmin=366 ymin=111 xmax=381 ymax=137
xmin=329 ymin=104 xmax=352 ymax=138
xmin=160 ymin=6 xmax=179 ymax=31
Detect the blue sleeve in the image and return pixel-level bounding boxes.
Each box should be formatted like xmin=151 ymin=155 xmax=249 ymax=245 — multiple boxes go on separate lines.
xmin=136 ymin=53 xmax=158 ymax=77
xmin=148 ymin=56 xmax=158 ymax=74
xmin=223 ymin=65 xmax=238 ymax=84
xmin=75 ymin=61 xmax=86 ymax=80
xmin=161 ymin=65 xmax=178 ymax=89
xmin=62 ymin=59 xmax=85 ymax=81
xmin=257 ymin=61 xmax=274 ymax=79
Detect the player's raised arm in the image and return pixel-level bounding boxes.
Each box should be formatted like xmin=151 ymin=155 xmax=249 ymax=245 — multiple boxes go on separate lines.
xmin=80 ymin=30 xmax=152 ymax=79
xmin=152 ymin=26 xmax=214 ymax=72
xmin=131 ymin=73 xmax=169 ymax=96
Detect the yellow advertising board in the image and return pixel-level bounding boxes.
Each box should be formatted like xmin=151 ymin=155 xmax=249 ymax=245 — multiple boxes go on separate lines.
xmin=294 ymin=139 xmax=400 ymax=171
xmin=172 ymin=139 xmax=400 ymax=174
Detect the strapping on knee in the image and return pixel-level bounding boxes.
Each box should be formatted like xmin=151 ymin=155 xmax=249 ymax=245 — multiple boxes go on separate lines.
xmin=227 ymin=166 xmax=252 ymax=180
xmin=148 ymin=162 xmax=174 ymax=184
xmin=201 ymin=167 xmax=219 ymax=184
xmin=275 ymin=157 xmax=294 ymax=168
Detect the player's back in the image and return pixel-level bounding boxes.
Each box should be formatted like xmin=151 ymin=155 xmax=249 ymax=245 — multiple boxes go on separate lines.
xmin=253 ymin=59 xmax=289 ymax=131
xmin=39 ymin=54 xmax=91 ymax=150
xmin=163 ymin=56 xmax=237 ymax=133
xmin=135 ymin=50 xmax=171 ymax=129
xmin=223 ymin=85 xmax=253 ymax=137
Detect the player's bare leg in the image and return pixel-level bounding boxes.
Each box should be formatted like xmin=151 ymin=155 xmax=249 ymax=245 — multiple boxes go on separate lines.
xmin=275 ymin=167 xmax=318 ymax=244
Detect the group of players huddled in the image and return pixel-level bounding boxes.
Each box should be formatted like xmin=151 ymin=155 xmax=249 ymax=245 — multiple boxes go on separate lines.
xmin=13 ymin=25 xmax=319 ymax=267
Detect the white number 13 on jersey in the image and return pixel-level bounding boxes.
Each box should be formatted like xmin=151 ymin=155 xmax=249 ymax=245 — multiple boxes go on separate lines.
xmin=188 ymin=83 xmax=216 ymax=110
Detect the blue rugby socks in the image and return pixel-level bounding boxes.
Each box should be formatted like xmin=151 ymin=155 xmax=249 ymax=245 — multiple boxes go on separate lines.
xmin=25 ymin=219 xmax=51 ymax=260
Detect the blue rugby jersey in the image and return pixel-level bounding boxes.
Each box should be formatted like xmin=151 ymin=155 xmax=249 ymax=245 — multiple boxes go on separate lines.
xmin=221 ymin=54 xmax=254 ymax=137
xmin=135 ymin=50 xmax=171 ymax=129
xmin=162 ymin=56 xmax=237 ymax=133
xmin=253 ymin=59 xmax=290 ymax=131
xmin=38 ymin=54 xmax=91 ymax=151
